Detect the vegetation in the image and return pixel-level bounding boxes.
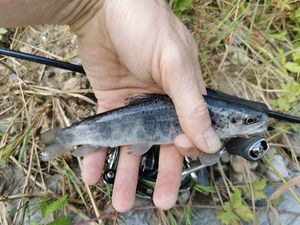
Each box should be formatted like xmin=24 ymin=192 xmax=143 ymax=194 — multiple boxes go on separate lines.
xmin=0 ymin=0 xmax=299 ymax=224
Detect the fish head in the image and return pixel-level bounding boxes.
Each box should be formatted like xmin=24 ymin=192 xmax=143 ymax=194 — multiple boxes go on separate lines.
xmin=212 ymin=108 xmax=268 ymax=138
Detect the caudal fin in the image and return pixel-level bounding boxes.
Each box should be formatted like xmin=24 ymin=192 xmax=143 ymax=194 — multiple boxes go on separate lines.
xmin=40 ymin=128 xmax=60 ymax=145
xmin=40 ymin=128 xmax=70 ymax=161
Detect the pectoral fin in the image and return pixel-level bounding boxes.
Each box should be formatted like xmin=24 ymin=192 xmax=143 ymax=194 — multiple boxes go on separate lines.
xmin=71 ymin=145 xmax=105 ymax=157
xmin=127 ymin=144 xmax=153 ymax=156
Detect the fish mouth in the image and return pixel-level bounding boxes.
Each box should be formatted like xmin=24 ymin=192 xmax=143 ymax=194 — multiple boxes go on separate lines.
xmin=244 ymin=122 xmax=268 ymax=135
xmin=242 ymin=113 xmax=268 ymax=135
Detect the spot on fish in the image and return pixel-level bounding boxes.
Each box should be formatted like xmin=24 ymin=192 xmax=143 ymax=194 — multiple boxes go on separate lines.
xmin=231 ymin=117 xmax=237 ymax=123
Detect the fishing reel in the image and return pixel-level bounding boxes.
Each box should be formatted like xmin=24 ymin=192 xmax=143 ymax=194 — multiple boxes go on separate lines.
xmin=103 ymin=136 xmax=269 ymax=198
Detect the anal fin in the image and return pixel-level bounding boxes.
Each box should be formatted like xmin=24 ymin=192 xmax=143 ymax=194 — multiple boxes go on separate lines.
xmin=72 ymin=145 xmax=105 ymax=157
xmin=127 ymin=144 xmax=153 ymax=156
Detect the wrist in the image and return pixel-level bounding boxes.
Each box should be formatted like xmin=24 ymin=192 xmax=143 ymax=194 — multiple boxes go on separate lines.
xmin=0 ymin=0 xmax=104 ymax=28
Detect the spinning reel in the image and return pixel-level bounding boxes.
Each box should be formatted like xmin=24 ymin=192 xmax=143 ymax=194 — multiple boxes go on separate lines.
xmin=103 ymin=136 xmax=269 ymax=198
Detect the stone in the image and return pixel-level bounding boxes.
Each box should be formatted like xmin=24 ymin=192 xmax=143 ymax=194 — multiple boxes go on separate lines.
xmin=256 ymin=184 xmax=300 ymax=225
xmin=62 ymin=77 xmax=81 ymax=90
xmin=267 ymin=155 xmax=289 ymax=181
xmin=282 ymin=132 xmax=300 ymax=156
xmin=230 ymin=46 xmax=250 ymax=65
xmin=249 ymin=161 xmax=259 ymax=170
xmin=8 ymin=73 xmax=18 ymax=82
xmin=178 ymin=189 xmax=191 ymax=204
xmin=220 ymin=151 xmax=230 ymax=163
xmin=0 ymin=119 xmax=11 ymax=132
xmin=230 ymin=155 xmax=247 ymax=174
xmin=232 ymin=171 xmax=257 ymax=184
xmin=121 ymin=209 xmax=156 ymax=225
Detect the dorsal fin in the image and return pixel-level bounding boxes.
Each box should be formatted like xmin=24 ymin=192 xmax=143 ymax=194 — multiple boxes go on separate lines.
xmin=124 ymin=93 xmax=166 ymax=105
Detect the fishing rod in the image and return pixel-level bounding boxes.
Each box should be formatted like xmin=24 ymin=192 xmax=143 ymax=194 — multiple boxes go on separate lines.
xmin=0 ymin=47 xmax=85 ymax=74
xmin=1 ymin=47 xmax=300 ymax=123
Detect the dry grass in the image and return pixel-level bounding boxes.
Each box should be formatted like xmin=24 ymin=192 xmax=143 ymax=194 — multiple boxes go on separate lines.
xmin=0 ymin=1 xmax=300 ymax=225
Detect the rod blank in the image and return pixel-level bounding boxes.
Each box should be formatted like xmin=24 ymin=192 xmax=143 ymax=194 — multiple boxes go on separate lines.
xmin=1 ymin=47 xmax=299 ymax=124
xmin=0 ymin=47 xmax=85 ymax=74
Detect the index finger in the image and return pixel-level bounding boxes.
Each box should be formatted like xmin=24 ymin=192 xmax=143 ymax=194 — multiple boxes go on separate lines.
xmin=160 ymin=31 xmax=221 ymax=153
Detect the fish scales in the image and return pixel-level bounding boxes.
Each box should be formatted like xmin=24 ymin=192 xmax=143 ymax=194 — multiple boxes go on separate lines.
xmin=40 ymin=94 xmax=268 ymax=160
xmin=64 ymin=95 xmax=181 ymax=147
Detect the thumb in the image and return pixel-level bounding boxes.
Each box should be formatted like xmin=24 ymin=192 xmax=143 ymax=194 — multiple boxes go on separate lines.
xmin=160 ymin=41 xmax=221 ymax=153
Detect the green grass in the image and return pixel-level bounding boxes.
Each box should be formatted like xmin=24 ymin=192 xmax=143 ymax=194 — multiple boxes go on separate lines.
xmin=0 ymin=0 xmax=300 ymax=224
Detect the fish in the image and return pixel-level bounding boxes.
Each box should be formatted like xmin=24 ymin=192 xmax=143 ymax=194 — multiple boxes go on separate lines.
xmin=40 ymin=93 xmax=268 ymax=161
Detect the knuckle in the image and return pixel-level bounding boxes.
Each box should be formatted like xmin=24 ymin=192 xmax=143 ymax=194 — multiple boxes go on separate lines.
xmin=190 ymin=98 xmax=209 ymax=118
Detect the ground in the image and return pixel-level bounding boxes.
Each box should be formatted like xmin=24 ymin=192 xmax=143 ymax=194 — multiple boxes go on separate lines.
xmin=0 ymin=1 xmax=300 ymax=225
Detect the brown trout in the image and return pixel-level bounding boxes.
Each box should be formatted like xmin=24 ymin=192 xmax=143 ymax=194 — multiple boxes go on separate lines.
xmin=40 ymin=94 xmax=268 ymax=161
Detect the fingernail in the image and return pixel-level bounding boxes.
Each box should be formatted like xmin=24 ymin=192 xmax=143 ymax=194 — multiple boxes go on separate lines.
xmin=204 ymin=126 xmax=221 ymax=153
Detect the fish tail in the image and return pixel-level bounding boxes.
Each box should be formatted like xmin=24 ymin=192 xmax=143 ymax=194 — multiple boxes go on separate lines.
xmin=40 ymin=128 xmax=71 ymax=161
xmin=40 ymin=128 xmax=61 ymax=144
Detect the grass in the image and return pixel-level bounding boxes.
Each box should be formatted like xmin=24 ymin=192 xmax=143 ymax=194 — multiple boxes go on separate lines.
xmin=0 ymin=0 xmax=300 ymax=224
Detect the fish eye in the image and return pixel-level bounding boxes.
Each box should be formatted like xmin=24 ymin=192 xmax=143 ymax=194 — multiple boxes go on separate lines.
xmin=244 ymin=117 xmax=258 ymax=125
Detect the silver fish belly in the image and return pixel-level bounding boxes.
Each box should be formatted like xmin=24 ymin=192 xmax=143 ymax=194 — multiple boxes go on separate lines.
xmin=40 ymin=94 xmax=268 ymax=161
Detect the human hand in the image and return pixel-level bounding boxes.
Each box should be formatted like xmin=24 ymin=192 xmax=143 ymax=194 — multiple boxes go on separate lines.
xmin=70 ymin=0 xmax=221 ymax=212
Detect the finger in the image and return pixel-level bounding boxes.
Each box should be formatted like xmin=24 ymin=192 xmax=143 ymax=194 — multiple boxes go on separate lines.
xmin=153 ymin=144 xmax=183 ymax=210
xmin=177 ymin=147 xmax=200 ymax=159
xmin=174 ymin=133 xmax=200 ymax=158
xmin=82 ymin=149 xmax=107 ymax=185
xmin=161 ymin=36 xmax=221 ymax=153
xmin=112 ymin=146 xmax=141 ymax=212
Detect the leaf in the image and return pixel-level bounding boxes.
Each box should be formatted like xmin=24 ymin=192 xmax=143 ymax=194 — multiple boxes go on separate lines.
xmin=230 ymin=189 xmax=242 ymax=207
xmin=217 ymin=203 xmax=239 ymax=225
xmin=253 ymin=179 xmax=267 ymax=190
xmin=47 ymin=215 xmax=70 ymax=225
xmin=292 ymin=48 xmax=300 ymax=63
xmin=41 ymin=196 xmax=68 ymax=218
xmin=244 ymin=179 xmax=267 ymax=201
xmin=18 ymin=131 xmax=30 ymax=161
xmin=276 ymin=49 xmax=286 ymax=66
xmin=230 ymin=190 xmax=254 ymax=222
xmin=272 ymin=81 xmax=300 ymax=112
xmin=255 ymin=191 xmax=267 ymax=200
xmin=295 ymin=7 xmax=300 ymax=17
xmin=217 ymin=189 xmax=254 ymax=225
xmin=217 ymin=211 xmax=239 ymax=225
xmin=167 ymin=211 xmax=178 ymax=225
xmin=173 ymin=0 xmax=193 ymax=12
xmin=194 ymin=185 xmax=215 ymax=194
xmin=184 ymin=206 xmax=192 ymax=225
xmin=267 ymin=31 xmax=287 ymax=41
xmin=271 ymin=98 xmax=291 ymax=111
xmin=0 ymin=28 xmax=7 ymax=34
xmin=285 ymin=62 xmax=300 ymax=73
xmin=234 ymin=204 xmax=255 ymax=221
xmin=293 ymin=7 xmax=300 ymax=23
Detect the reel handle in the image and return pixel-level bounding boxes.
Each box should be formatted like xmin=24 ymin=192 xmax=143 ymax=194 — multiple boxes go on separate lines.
xmin=225 ymin=137 xmax=269 ymax=161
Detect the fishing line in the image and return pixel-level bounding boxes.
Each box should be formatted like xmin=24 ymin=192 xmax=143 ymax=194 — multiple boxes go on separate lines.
xmin=1 ymin=47 xmax=299 ymax=123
